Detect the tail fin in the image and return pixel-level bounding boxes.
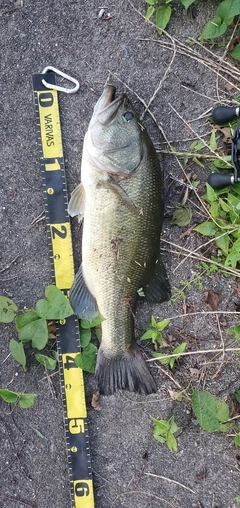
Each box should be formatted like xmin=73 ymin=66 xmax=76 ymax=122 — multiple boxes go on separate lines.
xmin=95 ymin=344 xmax=157 ymax=395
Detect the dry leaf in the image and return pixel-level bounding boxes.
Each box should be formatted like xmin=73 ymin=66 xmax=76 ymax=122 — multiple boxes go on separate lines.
xmin=48 ymin=321 xmax=56 ymax=334
xmin=204 ymin=289 xmax=220 ymax=311
xmin=168 ymin=389 xmax=182 ymax=400
xmin=186 ymin=303 xmax=195 ymax=314
xmin=237 ymin=283 xmax=240 ymax=298
xmin=179 ymin=223 xmax=197 ymax=239
xmin=218 ymin=315 xmax=227 ymax=328
xmin=189 ymin=367 xmax=200 ymax=377
xmin=182 ymin=300 xmax=187 ymax=314
xmin=215 ymin=125 xmax=232 ymax=144
xmin=91 ymin=390 xmax=101 ymax=411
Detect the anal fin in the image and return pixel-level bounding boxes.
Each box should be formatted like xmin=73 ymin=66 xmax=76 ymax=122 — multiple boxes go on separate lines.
xmin=69 ymin=265 xmax=99 ymax=319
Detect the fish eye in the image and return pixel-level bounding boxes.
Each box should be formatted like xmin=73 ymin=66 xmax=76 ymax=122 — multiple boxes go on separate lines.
xmin=123 ymin=111 xmax=134 ymax=122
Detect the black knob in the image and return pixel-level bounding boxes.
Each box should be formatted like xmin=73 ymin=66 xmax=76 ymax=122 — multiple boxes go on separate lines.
xmin=207 ymin=172 xmax=234 ymax=189
xmin=212 ymin=106 xmax=239 ymax=125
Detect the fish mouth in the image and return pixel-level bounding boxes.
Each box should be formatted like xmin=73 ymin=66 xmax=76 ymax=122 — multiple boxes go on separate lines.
xmin=93 ymin=85 xmax=125 ymax=124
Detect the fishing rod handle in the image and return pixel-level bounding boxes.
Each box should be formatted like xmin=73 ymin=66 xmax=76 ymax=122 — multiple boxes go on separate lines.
xmin=207 ymin=172 xmax=234 ymax=190
xmin=212 ymin=106 xmax=240 ymax=125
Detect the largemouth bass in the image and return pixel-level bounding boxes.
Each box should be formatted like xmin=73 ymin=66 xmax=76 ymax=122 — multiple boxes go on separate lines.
xmin=68 ymin=85 xmax=171 ymax=395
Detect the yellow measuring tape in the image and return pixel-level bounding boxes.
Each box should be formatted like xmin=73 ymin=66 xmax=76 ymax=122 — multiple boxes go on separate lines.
xmin=32 ymin=70 xmax=94 ymax=508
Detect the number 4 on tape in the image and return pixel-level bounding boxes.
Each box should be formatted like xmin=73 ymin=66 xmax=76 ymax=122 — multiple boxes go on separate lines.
xmin=32 ymin=68 xmax=94 ymax=508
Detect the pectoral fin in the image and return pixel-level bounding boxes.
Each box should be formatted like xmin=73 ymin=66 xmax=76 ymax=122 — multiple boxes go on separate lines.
xmin=69 ymin=265 xmax=99 ymax=319
xmin=99 ymin=178 xmax=137 ymax=212
xmin=143 ymin=258 xmax=171 ymax=303
xmin=68 ymin=183 xmax=85 ymax=222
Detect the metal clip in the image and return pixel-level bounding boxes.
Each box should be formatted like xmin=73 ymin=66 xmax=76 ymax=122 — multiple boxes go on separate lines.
xmin=41 ymin=66 xmax=80 ymax=94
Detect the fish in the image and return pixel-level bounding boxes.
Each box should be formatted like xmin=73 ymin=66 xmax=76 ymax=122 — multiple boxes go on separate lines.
xmin=68 ymin=85 xmax=171 ymax=395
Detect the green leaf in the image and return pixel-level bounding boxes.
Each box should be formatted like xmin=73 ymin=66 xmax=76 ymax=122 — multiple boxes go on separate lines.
xmin=140 ymin=329 xmax=155 ymax=341
xmin=153 ymin=434 xmax=166 ymax=444
xmin=210 ymin=130 xmax=217 ymax=150
xmin=152 ymin=417 xmax=170 ymax=433
xmin=95 ymin=325 xmax=102 ymax=343
xmin=151 ymin=315 xmax=157 ymax=328
xmin=15 ymin=309 xmax=40 ymax=332
xmin=194 ymin=221 xmax=216 ymax=236
xmin=145 ymin=5 xmax=155 ymax=21
xmin=0 ymin=388 xmax=18 ymax=403
xmin=213 ymin=157 xmax=231 ymax=169
xmin=218 ymin=0 xmax=240 ymax=18
xmin=190 ymin=140 xmax=205 ymax=151
xmin=169 ymin=342 xmax=187 ymax=369
xmin=156 ymin=319 xmax=170 ymax=332
xmin=171 ymin=206 xmax=192 ymax=227
xmin=229 ymin=43 xmax=240 ymax=60
xmin=74 ymin=343 xmax=98 ymax=373
xmin=192 ymin=157 xmax=205 ymax=168
xmin=173 ymin=342 xmax=187 ymax=357
xmin=137 ymin=287 xmax=145 ymax=297
xmin=206 ymin=182 xmax=217 ymax=202
xmin=225 ymin=249 xmax=240 ymax=268
xmin=166 ymin=431 xmax=178 ymax=452
xmin=216 ymin=0 xmax=234 ymax=22
xmin=9 ymin=339 xmax=26 ymax=371
xmin=35 ymin=354 xmax=57 ymax=371
xmin=152 ymin=351 xmax=170 ymax=365
xmin=210 ymin=202 xmax=219 ymax=218
xmin=219 ymin=198 xmax=232 ymax=213
xmin=80 ymin=327 xmax=91 ymax=348
xmin=235 ymin=495 xmax=240 ymax=503
xmin=145 ymin=0 xmax=158 ymax=4
xmin=156 ymin=5 xmax=171 ymax=34
xmin=234 ymin=434 xmax=240 ymax=447
xmin=227 ymin=193 xmax=240 ymax=208
xmin=0 ymin=296 xmax=18 ymax=323
xmin=81 ymin=314 xmax=105 ymax=329
xmin=35 ymin=285 xmax=73 ymax=320
xmin=181 ymin=0 xmax=195 ymax=8
xmin=235 ymin=390 xmax=240 ymax=403
xmin=32 ymin=427 xmax=45 ymax=438
xmin=200 ymin=16 xmax=228 ymax=40
xmin=228 ymin=325 xmax=240 ymax=340
xmin=192 ymin=390 xmax=229 ymax=432
xmin=169 ymin=416 xmax=179 ymax=434
xmin=18 ymin=318 xmax=48 ymax=350
xmin=215 ymin=233 xmax=229 ymax=256
xmin=19 ymin=393 xmax=37 ymax=408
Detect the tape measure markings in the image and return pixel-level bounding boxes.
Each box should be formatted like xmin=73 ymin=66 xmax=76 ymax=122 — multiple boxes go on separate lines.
xmin=32 ymin=72 xmax=94 ymax=508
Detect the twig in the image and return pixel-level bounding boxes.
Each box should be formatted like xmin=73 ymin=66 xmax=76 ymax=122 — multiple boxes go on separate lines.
xmin=147 ymin=347 xmax=240 ymax=363
xmin=161 ymin=238 xmax=240 ymax=277
xmin=145 ymin=472 xmax=196 ymax=494
xmin=112 ymin=489 xmax=177 ymax=508
xmin=142 ymin=37 xmax=177 ymax=119
xmin=171 ymin=227 xmax=238 ymax=274
xmin=157 ymin=365 xmax=191 ymax=400
xmin=212 ymin=315 xmax=225 ymax=379
xmin=0 ymin=256 xmax=19 ymax=274
xmin=27 ymin=211 xmax=45 ymax=230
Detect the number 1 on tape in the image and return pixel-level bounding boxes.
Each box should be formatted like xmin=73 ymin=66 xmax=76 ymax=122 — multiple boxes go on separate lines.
xmin=32 ymin=71 xmax=94 ymax=508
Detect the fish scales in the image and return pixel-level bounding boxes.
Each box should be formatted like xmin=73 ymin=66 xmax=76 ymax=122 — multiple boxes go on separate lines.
xmin=68 ymin=85 xmax=171 ymax=395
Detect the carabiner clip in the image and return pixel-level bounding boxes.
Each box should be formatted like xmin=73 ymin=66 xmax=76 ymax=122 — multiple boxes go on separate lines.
xmin=41 ymin=66 xmax=80 ymax=94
